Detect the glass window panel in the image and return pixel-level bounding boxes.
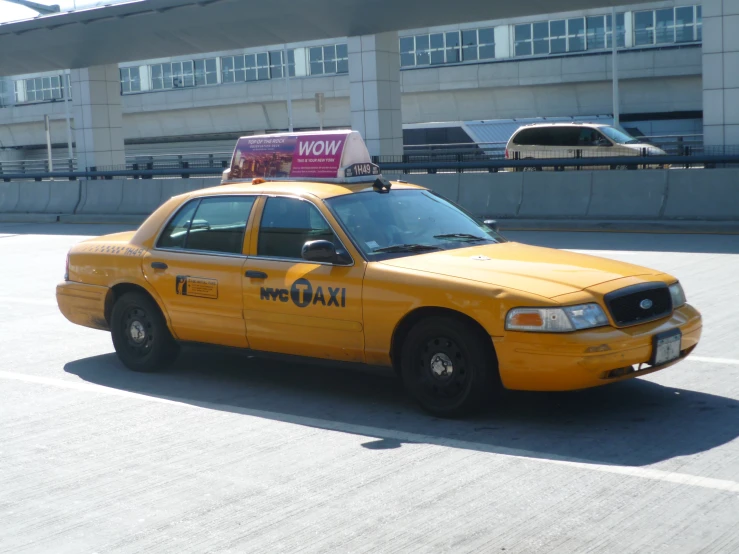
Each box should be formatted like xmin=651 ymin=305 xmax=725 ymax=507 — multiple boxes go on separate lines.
xmin=478 ymin=28 xmax=494 ymax=45
xmin=587 ymin=16 xmax=606 ymax=49
xmin=270 ymin=51 xmax=282 ymax=65
xmin=336 ymin=44 xmax=348 ymax=58
xmin=310 ymin=47 xmax=322 ymax=62
xmin=324 ymin=61 xmax=337 ymax=73
xmin=323 ymin=46 xmax=335 ymax=60
xmin=462 ymin=46 xmax=478 ymax=61
xmin=531 ymin=22 xmax=548 ymax=40
xmin=515 ymin=24 xmax=531 ymax=41
xmin=122 ymin=81 xmax=130 ymax=94
xmin=271 ymin=65 xmax=283 ymax=78
xmin=400 ymin=53 xmax=415 ymax=67
xmin=258 ymin=197 xmax=339 ymax=260
xmin=157 ymin=200 xmax=199 ymax=249
xmin=246 ymin=68 xmax=257 ymax=81
xmin=416 ymin=51 xmax=430 ymax=65
xmin=257 ymin=68 xmax=269 ymax=80
xmin=446 ymin=47 xmax=461 ymax=63
xmin=131 ymin=78 xmax=141 ymax=92
xmin=310 ymin=62 xmax=324 ymax=75
xmin=184 ymin=75 xmax=194 ymax=87
xmin=52 ymin=88 xmax=61 ymax=99
xmin=415 ymin=35 xmax=429 ymax=50
xmin=42 ymin=77 xmax=51 ymax=89
xmin=568 ymin=36 xmax=585 ymax=52
xmin=51 ymin=76 xmax=60 ymax=87
xmin=235 ymin=69 xmax=246 ymax=81
xmin=446 ymin=31 xmax=460 ymax=48
xmin=655 ymin=8 xmax=675 ymax=43
xmin=35 ymin=78 xmax=42 ymax=89
xmin=550 ymin=20 xmax=566 ymax=37
xmin=461 ymin=30 xmax=477 ymax=46
xmin=222 ymin=72 xmax=234 ymax=83
xmin=479 ymin=44 xmax=495 ymax=59
xmin=172 ymin=64 xmax=182 ymax=77
xmin=515 ymin=41 xmax=532 ymax=56
xmin=634 ymin=11 xmax=654 ymax=45
xmin=337 ymin=59 xmax=349 ymax=73
xmin=244 ymin=55 xmax=255 ymax=69
xmin=400 ymin=37 xmax=414 ymax=53
xmin=221 ymin=57 xmax=233 ymax=71
xmin=186 ymin=197 xmax=256 ymax=254
xmin=533 ymin=39 xmax=549 ymax=54
xmin=430 ymin=33 xmax=444 ymax=49
xmin=430 ymin=50 xmax=445 ymax=64
xmin=43 ymin=89 xmax=52 ymax=100
xmin=257 ymin=53 xmax=268 ymax=66
xmin=550 ymin=38 xmax=566 ymax=53
xmin=569 ymin=18 xmax=584 ymax=35
xmin=676 ymin=6 xmax=694 ymax=25
xmin=206 ymin=58 xmax=217 ymax=72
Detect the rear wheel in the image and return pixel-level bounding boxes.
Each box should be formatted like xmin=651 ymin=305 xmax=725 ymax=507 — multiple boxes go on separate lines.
xmin=400 ymin=316 xmax=498 ymax=417
xmin=111 ymin=292 xmax=179 ymax=372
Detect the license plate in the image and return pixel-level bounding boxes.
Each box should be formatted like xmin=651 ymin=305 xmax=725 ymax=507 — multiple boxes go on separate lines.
xmin=650 ymin=329 xmax=682 ymax=366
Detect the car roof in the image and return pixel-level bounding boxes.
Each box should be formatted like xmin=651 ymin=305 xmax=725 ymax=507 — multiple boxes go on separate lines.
xmin=515 ymin=122 xmax=608 ymax=130
xmin=189 ymin=179 xmax=426 ymax=201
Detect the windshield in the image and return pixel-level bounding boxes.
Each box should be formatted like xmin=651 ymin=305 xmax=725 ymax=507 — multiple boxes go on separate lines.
xmin=325 ymin=189 xmax=506 ymax=259
xmin=599 ymin=126 xmax=642 ymax=145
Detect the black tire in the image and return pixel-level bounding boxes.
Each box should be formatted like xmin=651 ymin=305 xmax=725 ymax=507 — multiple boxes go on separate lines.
xmin=400 ymin=316 xmax=499 ymax=417
xmin=111 ymin=291 xmax=179 ymax=372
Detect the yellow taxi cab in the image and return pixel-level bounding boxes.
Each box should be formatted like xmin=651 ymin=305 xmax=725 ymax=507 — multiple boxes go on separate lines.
xmin=57 ymin=130 xmax=702 ymax=417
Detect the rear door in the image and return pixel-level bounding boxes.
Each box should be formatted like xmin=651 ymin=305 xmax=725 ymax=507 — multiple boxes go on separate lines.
xmin=242 ymin=195 xmax=366 ymax=363
xmin=143 ymin=195 xmax=257 ymax=348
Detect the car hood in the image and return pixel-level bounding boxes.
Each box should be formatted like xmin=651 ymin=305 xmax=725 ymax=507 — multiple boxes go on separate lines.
xmin=379 ymin=242 xmax=661 ymax=299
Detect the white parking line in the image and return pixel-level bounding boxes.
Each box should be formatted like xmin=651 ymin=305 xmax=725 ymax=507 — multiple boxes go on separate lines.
xmin=1 ymin=369 xmax=738 ymax=494
xmin=689 ymin=356 xmax=739 ymax=366
xmin=0 ymin=297 xmax=57 ymax=306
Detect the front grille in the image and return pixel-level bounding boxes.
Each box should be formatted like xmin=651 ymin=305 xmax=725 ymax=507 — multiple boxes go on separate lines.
xmin=604 ymin=283 xmax=672 ymax=327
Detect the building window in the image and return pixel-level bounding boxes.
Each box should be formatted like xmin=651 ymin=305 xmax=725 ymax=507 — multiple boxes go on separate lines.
xmin=151 ymin=62 xmax=194 ymax=90
xmin=309 ymin=44 xmax=348 ymax=75
xmin=120 ymin=67 xmax=141 ymax=94
xmin=194 ymin=58 xmax=218 ymax=86
xmin=221 ymin=51 xmax=285 ymax=82
xmin=634 ymin=6 xmax=701 ymax=46
xmin=245 ymin=53 xmax=270 ymax=81
xmin=517 ymin=13 xmax=627 ymax=56
xmin=400 ymin=28 xmax=494 ymax=67
xmin=23 ymin=75 xmax=64 ymax=102
xmin=267 ymin=50 xmax=296 ymax=78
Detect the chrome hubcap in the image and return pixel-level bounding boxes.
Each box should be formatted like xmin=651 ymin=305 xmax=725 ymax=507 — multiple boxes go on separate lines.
xmin=129 ymin=320 xmax=146 ymax=344
xmin=430 ymin=352 xmax=454 ymax=379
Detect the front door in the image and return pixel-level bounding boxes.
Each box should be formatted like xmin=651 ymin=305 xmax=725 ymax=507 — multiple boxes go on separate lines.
xmin=143 ymin=195 xmax=258 ymax=348
xmin=242 ymin=195 xmax=366 ymax=362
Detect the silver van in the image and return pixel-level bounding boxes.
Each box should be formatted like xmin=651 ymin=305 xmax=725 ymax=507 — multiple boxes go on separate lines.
xmin=505 ymin=123 xmax=667 ymax=170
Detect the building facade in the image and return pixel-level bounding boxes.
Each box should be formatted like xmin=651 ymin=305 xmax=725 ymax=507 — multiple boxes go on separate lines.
xmin=0 ymin=0 xmax=705 ymax=160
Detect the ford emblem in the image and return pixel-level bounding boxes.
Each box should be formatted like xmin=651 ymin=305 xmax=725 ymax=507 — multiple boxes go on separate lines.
xmin=640 ymin=299 xmax=654 ymax=310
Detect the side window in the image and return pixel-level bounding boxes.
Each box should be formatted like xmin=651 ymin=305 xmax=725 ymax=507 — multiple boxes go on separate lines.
xmin=186 ymin=196 xmax=256 ymax=254
xmin=157 ymin=196 xmax=255 ymax=254
xmin=158 ymin=200 xmax=199 ymax=249
xmin=258 ymin=197 xmax=339 ymax=260
xmin=561 ymin=128 xmax=583 ymax=147
xmin=513 ymin=129 xmax=533 ymax=145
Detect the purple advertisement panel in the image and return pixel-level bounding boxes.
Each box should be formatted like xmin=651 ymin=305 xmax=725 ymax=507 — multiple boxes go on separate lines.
xmin=230 ymin=133 xmax=347 ymax=179
xmin=291 ymin=134 xmax=346 ymax=178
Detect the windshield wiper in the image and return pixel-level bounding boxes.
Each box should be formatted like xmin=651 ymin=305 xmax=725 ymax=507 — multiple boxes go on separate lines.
xmin=373 ymin=244 xmax=443 ymax=254
xmin=434 ymin=233 xmax=489 ymax=242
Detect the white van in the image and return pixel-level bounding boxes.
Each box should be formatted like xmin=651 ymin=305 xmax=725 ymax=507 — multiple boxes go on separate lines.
xmin=505 ymin=123 xmax=667 ymax=170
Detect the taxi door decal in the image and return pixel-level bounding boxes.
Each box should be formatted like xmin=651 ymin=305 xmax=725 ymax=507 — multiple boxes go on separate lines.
xmin=175 ymin=275 xmax=219 ymax=299
xmin=259 ymin=277 xmax=346 ymax=308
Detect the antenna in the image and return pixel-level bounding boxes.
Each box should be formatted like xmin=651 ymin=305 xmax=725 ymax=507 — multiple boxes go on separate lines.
xmin=2 ymin=0 xmax=61 ymax=16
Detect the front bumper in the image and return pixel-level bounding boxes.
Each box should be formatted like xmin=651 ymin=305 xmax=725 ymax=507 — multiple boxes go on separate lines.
xmin=494 ymin=304 xmax=702 ymax=391
xmin=56 ymin=281 xmax=110 ymax=331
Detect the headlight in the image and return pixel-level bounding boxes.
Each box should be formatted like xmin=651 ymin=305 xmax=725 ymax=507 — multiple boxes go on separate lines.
xmin=506 ymin=303 xmax=609 ymax=333
xmin=669 ymin=282 xmax=686 ymax=308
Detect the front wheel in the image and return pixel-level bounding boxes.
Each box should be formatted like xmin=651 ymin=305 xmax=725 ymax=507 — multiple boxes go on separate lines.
xmin=400 ymin=317 xmax=498 ymax=417
xmin=111 ymin=291 xmax=179 ymax=372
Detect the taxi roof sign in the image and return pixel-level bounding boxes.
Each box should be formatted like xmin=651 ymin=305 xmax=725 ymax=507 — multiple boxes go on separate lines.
xmin=224 ymin=130 xmax=382 ymax=184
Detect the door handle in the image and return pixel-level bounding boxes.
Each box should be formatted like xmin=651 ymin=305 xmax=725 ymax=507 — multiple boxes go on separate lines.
xmin=245 ymin=270 xmax=268 ymax=279
xmin=151 ymin=262 xmax=168 ymax=270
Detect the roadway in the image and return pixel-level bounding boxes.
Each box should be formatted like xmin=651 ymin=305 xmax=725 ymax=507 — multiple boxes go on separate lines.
xmin=1 ymin=222 xmax=738 ymax=553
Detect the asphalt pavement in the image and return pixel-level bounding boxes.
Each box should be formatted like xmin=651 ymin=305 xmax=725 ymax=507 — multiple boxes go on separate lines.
xmin=1 ymin=222 xmax=738 ymax=554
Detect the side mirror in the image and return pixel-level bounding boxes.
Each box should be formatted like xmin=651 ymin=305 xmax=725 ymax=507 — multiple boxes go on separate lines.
xmin=484 ymin=219 xmax=499 ymax=232
xmin=302 ymin=240 xmax=338 ymax=263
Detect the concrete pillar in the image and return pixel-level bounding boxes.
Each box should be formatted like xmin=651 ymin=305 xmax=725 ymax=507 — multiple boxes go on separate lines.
xmin=702 ymin=0 xmax=739 ymax=148
xmin=348 ymin=32 xmax=403 ymax=158
xmin=70 ymin=65 xmax=125 ymax=170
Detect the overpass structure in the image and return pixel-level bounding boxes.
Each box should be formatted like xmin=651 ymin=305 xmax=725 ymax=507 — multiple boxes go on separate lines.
xmin=0 ymin=0 xmax=736 ymax=169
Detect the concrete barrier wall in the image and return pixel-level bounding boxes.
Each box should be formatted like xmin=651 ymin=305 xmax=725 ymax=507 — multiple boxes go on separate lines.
xmin=0 ymin=172 xmax=737 ymax=222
